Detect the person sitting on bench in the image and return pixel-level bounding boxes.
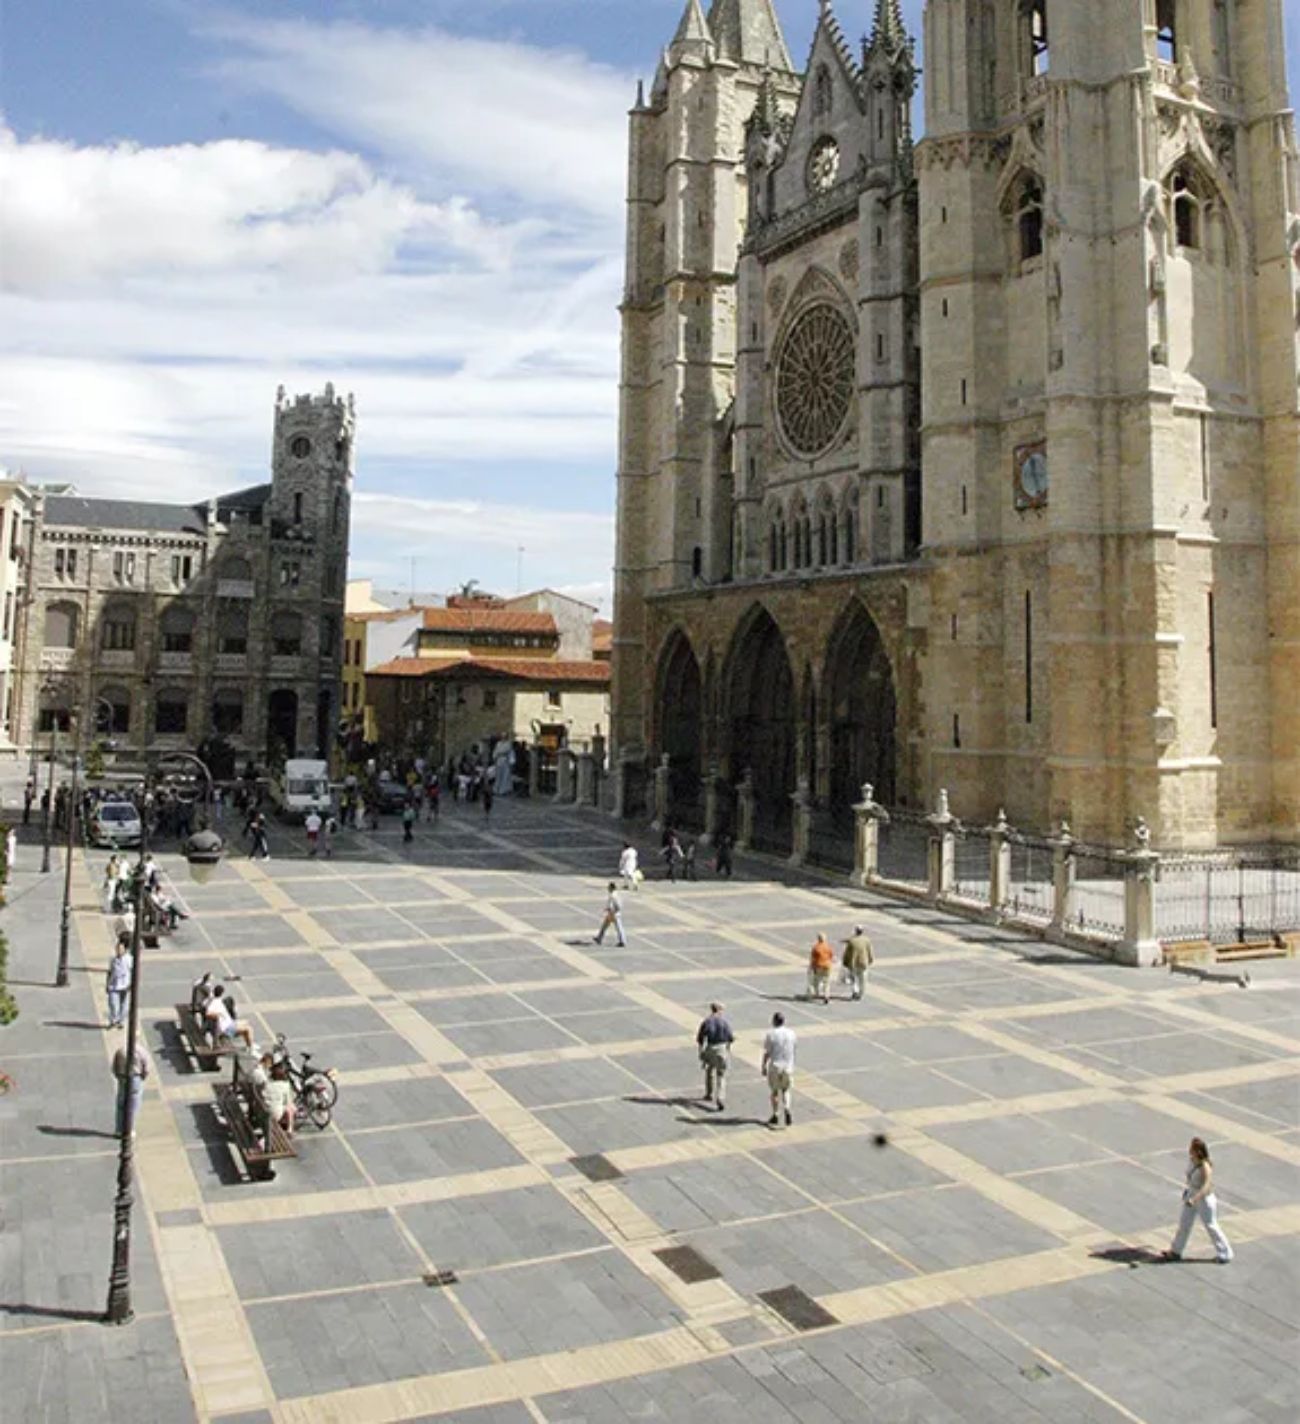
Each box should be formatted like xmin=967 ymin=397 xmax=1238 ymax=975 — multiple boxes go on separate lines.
xmin=150 ymin=886 xmax=188 ymax=932
xmin=190 ymin=972 xmax=215 ymax=1015
xmin=258 ymin=1057 xmax=295 ymax=1138
xmin=204 ymin=984 xmax=254 ymax=1050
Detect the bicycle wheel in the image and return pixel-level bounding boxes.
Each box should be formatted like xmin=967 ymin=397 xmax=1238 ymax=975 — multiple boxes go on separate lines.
xmin=306 ymin=1070 xmax=338 ymax=1109
xmin=303 ymin=1078 xmax=333 ymax=1130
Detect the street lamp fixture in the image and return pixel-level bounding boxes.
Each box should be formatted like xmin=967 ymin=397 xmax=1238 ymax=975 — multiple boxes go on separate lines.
xmin=104 ymin=751 xmax=223 ymax=1326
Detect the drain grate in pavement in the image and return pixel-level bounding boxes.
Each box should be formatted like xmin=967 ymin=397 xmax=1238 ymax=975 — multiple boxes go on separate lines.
xmin=422 ymin=1269 xmax=459 ymax=1288
xmin=758 ymin=1285 xmax=840 ymax=1331
xmin=570 ymin=1153 xmax=624 ymax=1182
xmin=654 ymin=1245 xmax=722 ymax=1284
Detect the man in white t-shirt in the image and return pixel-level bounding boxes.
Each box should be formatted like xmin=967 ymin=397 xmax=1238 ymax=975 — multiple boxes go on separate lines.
xmin=618 ymin=842 xmax=640 ymax=891
xmin=761 ymin=1012 xmax=797 ymax=1129
xmin=304 ymin=810 xmax=322 ymax=857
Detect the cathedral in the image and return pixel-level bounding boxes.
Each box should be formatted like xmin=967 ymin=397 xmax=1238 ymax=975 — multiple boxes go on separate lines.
xmin=611 ymin=0 xmax=1299 ymax=851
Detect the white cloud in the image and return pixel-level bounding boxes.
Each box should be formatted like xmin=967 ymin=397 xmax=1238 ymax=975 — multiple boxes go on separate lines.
xmin=201 ymin=13 xmax=633 ymax=224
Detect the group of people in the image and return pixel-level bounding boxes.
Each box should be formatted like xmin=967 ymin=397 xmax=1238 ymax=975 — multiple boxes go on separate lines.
xmin=101 ymin=852 xmax=190 ymax=935
xmin=692 ymin=1003 xmax=798 ymax=1129
xmin=190 ymin=975 xmax=296 ymax=1138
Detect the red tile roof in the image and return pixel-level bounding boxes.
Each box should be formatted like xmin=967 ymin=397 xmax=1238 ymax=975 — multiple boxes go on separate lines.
xmin=421 ymin=607 xmax=556 ymax=636
xmin=368 ymin=656 xmax=609 ymax=685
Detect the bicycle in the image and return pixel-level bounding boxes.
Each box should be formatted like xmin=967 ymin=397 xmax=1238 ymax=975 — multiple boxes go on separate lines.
xmin=271 ymin=1033 xmax=338 ymax=1130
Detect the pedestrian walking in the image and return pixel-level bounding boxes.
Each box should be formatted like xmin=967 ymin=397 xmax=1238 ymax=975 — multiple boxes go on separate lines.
xmin=1163 ymin=1137 xmax=1233 ymax=1264
xmin=761 ymin=1012 xmax=797 ymax=1129
xmin=401 ymin=801 xmax=416 ymax=843
xmin=593 ymin=883 xmax=627 ymax=946
xmin=842 ymin=924 xmax=874 ymax=1001
xmin=23 ymin=775 xmax=35 ymax=825
xmin=212 ymin=785 xmax=225 ymax=825
xmin=714 ymin=830 xmax=734 ymax=878
xmin=807 ymin=932 xmax=834 ymax=1004
xmin=662 ymin=830 xmax=683 ymax=882
xmin=683 ymin=839 xmax=698 ymax=881
xmin=323 ymin=814 xmax=337 ymax=858
xmin=112 ymin=1039 xmax=149 ymax=1138
xmin=427 ymin=777 xmax=441 ymax=821
xmin=618 ymin=842 xmax=642 ymax=891
xmin=250 ymin=813 xmax=271 ymax=861
xmin=105 ymin=938 xmax=132 ymax=1028
xmin=696 ymin=1002 xmax=734 ymax=1111
xmin=304 ymin=809 xmax=322 ymax=856
xmin=5 ymin=826 xmax=15 ymax=881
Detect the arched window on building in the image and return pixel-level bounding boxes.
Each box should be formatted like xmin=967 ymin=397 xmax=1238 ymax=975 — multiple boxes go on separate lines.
xmin=1155 ymin=0 xmax=1178 ymax=62
xmin=271 ymin=610 xmax=303 ymax=657
xmin=212 ymin=687 xmax=244 ymax=736
xmin=98 ymin=686 xmax=131 ymax=734
xmin=841 ymin=490 xmax=859 ymax=566
xmin=154 ymin=688 xmax=189 ymax=735
xmin=1022 ymin=0 xmax=1049 ymax=77
xmin=43 ymin=601 xmax=79 ymax=649
xmin=218 ymin=603 xmax=249 ymax=656
xmin=1008 ymin=173 xmax=1045 ymax=263
xmin=100 ymin=603 xmax=137 ymax=652
xmin=1169 ymin=160 xmax=1212 ymax=253
xmin=160 ymin=603 xmax=195 ymax=654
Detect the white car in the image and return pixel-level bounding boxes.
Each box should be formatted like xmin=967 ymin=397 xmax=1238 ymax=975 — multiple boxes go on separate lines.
xmin=91 ymin=801 xmax=143 ymax=849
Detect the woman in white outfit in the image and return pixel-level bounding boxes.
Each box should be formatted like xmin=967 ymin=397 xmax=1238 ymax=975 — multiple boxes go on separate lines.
xmin=618 ymin=842 xmax=641 ymax=891
xmin=1164 ymin=1137 xmax=1232 ymax=1264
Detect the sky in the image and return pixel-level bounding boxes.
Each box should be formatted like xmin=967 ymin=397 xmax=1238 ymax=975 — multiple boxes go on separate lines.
xmin=2 ymin=1 xmax=1297 ymax=613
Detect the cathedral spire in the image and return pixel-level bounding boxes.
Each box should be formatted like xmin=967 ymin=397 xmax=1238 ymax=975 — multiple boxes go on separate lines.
xmin=748 ymin=62 xmax=782 ymax=136
xmin=672 ymin=0 xmax=712 ymax=48
xmin=706 ymin=0 xmax=794 ymax=71
xmin=865 ymin=0 xmax=911 ymax=64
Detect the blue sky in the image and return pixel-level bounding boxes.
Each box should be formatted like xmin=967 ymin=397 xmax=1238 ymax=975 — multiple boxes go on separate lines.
xmin=2 ymin=1 xmax=1296 ymax=610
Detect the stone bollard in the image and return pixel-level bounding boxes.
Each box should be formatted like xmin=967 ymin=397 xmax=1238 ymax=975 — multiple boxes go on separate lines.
xmin=852 ymin=782 xmax=886 ymax=888
xmin=700 ymin=763 xmax=721 ymax=849
xmin=576 ymin=752 xmax=596 ymax=807
xmin=789 ymin=778 xmax=812 ymax=867
xmin=554 ymin=749 xmax=576 ymax=804
xmin=927 ymin=788 xmax=956 ymax=902
xmin=735 ymin=771 xmax=755 ymax=853
xmin=650 ymin=753 xmax=671 ymax=832
xmin=1050 ymin=820 xmax=1076 ymax=931
xmin=1120 ymin=816 xmax=1162 ymax=967
xmin=988 ymin=808 xmax=1012 ymax=911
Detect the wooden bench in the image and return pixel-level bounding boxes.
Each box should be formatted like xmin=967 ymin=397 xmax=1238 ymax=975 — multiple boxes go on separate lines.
xmin=212 ymin=1074 xmax=297 ymax=1181
xmin=174 ymin=1003 xmax=236 ymax=1072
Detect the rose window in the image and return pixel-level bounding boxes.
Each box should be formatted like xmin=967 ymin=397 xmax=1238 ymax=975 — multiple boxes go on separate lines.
xmin=776 ymin=304 xmax=855 ymax=457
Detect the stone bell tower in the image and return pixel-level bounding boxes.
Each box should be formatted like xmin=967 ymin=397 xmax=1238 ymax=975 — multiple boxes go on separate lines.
xmin=917 ymin=0 xmax=1298 ymax=846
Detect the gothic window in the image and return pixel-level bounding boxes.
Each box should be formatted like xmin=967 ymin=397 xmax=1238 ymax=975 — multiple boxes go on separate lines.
xmin=1009 ymin=174 xmax=1045 ymax=263
xmin=218 ymin=604 xmax=248 ymax=656
xmin=842 ymin=493 xmax=858 ymax=565
xmin=101 ymin=604 xmax=137 ymax=653
xmin=53 ymin=546 xmax=78 ymax=581
xmin=271 ymin=610 xmax=303 ymax=657
xmin=776 ymin=305 xmax=856 ymax=457
xmin=813 ymin=65 xmax=833 ymax=117
xmin=155 ymin=690 xmax=188 ymax=735
xmin=43 ymin=602 xmax=79 ymax=649
xmin=1169 ymin=161 xmax=1212 ymax=252
xmin=98 ymin=686 xmax=131 ymax=734
xmin=112 ymin=550 xmax=137 ymax=585
xmin=1212 ymin=0 xmax=1232 ymax=75
xmin=160 ymin=604 xmax=195 ymax=654
xmin=293 ymin=491 xmax=303 ymax=525
xmin=1022 ymin=0 xmax=1049 ymax=77
xmin=1155 ymin=0 xmax=1178 ymax=63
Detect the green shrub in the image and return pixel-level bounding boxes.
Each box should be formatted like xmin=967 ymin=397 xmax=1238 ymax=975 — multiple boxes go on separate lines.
xmin=0 ymin=926 xmax=14 ymax=1024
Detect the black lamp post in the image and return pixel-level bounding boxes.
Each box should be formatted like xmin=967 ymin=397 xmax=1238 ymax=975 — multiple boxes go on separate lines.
xmin=39 ymin=718 xmax=57 ymax=875
xmin=104 ymin=752 xmax=223 ymax=1326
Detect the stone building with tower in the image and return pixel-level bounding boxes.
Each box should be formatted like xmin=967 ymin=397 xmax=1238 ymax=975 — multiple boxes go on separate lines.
xmin=19 ymin=385 xmax=354 ymax=766
xmin=612 ymin=0 xmax=1299 ymax=850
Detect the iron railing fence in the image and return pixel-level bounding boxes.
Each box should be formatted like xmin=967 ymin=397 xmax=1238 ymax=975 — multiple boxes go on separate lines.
xmin=877 ymin=809 xmax=930 ymax=889
xmin=1006 ymin=833 xmax=1055 ymax=926
xmin=1155 ymin=848 xmax=1300 ymax=944
xmin=1069 ymin=843 xmax=1129 ymax=940
xmin=951 ymin=824 xmax=993 ymax=907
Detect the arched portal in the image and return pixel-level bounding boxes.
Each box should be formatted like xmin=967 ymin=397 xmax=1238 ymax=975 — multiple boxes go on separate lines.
xmin=826 ymin=603 xmax=897 ymax=825
xmin=268 ymin=689 xmax=298 ymax=759
xmin=726 ymin=607 xmax=795 ymax=851
xmin=655 ymin=630 xmax=703 ymax=828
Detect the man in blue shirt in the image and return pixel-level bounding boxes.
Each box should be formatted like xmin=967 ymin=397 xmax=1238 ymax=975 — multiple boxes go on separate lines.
xmin=695 ymin=1002 xmax=735 ymax=1112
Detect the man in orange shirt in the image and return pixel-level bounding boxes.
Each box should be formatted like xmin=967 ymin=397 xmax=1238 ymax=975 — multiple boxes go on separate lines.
xmin=807 ymin=933 xmax=834 ymax=1005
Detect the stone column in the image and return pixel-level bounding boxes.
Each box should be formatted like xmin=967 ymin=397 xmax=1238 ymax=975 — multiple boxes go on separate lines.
xmin=650 ymin=752 xmax=671 ymax=831
xmin=988 ymin=808 xmax=1012 ymax=912
xmin=554 ymin=749 xmax=576 ymax=803
xmin=927 ymin=788 xmax=956 ymax=902
xmin=700 ymin=762 xmax=721 ymax=848
xmin=1120 ymin=817 xmax=1163 ymax=967
xmin=1050 ymin=820 xmax=1076 ymax=931
xmin=789 ymin=778 xmax=812 ymax=867
xmin=527 ymin=742 xmax=541 ymax=799
xmin=735 ymin=770 xmax=755 ymax=853
xmin=575 ymin=751 xmax=596 ymax=807
xmin=852 ymin=783 xmax=887 ymax=887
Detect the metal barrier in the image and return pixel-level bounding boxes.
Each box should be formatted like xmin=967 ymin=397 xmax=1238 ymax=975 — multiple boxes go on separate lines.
xmin=951 ymin=825 xmax=991 ymax=906
xmin=1070 ymin=843 xmax=1128 ymax=940
xmin=1006 ymin=834 xmax=1054 ymax=925
xmin=1156 ymin=848 xmax=1300 ymax=944
xmin=877 ymin=810 xmax=930 ymax=888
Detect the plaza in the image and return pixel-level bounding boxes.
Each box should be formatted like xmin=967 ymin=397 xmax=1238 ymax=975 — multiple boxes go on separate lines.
xmin=2 ymin=796 xmax=1298 ymax=1422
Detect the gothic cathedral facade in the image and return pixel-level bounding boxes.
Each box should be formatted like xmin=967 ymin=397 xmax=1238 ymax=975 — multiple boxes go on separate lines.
xmin=612 ymin=0 xmax=1298 ymax=850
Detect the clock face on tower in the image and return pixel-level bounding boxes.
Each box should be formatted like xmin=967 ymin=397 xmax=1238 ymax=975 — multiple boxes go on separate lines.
xmin=807 ymin=137 xmax=841 ymax=195
xmin=1014 ymin=444 xmax=1049 ymax=509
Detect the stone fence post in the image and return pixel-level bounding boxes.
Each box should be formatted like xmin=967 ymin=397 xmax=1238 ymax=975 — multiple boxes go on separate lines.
xmin=852 ymin=783 xmax=887 ymax=887
xmin=1121 ymin=817 xmax=1163 ymax=967
xmin=927 ymin=789 xmax=956 ymax=902
xmin=988 ymin=809 xmax=1012 ymax=911
xmin=650 ymin=753 xmax=671 ymax=832
xmin=575 ymin=751 xmax=596 ymax=807
xmin=735 ymin=771 xmax=755 ymax=853
xmin=1050 ymin=820 xmax=1076 ymax=931
xmin=789 ymin=778 xmax=812 ymax=868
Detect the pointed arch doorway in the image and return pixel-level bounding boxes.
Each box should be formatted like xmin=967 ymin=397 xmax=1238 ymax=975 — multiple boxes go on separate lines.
xmin=826 ymin=602 xmax=897 ymax=826
xmin=655 ymin=630 xmax=704 ymax=829
xmin=725 ymin=607 xmax=795 ymax=852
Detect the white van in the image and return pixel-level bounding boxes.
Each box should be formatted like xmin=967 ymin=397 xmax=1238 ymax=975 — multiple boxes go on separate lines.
xmin=271 ymin=759 xmax=332 ymax=821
